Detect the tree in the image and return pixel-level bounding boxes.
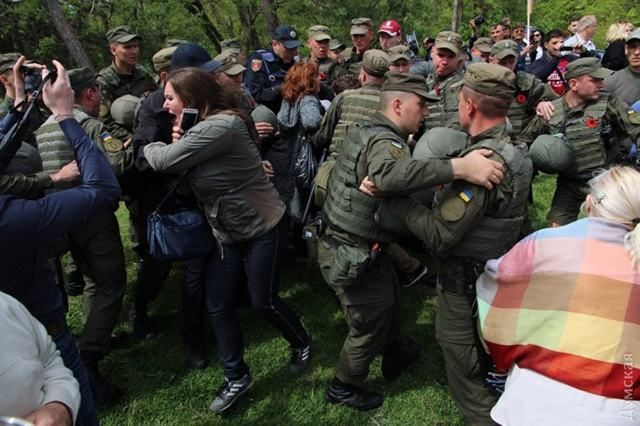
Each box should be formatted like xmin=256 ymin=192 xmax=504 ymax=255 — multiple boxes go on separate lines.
xmin=43 ymin=0 xmax=93 ymax=69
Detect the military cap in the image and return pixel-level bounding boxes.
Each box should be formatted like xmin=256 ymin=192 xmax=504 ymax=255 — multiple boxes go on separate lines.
xmin=529 ymin=134 xmax=574 ymax=174
xmin=330 ymin=39 xmax=346 ymax=51
xmin=491 ymin=39 xmax=518 ymax=59
xmin=626 ymin=28 xmax=640 ymax=43
xmin=215 ymin=53 xmax=246 ymax=75
xmin=564 ymin=57 xmax=613 ymax=81
xmin=0 ymin=52 xmax=20 ymax=74
xmin=434 ymin=31 xmax=464 ymax=56
xmin=452 ymin=62 xmax=516 ymax=100
xmin=106 ymin=25 xmax=140 ymax=44
xmin=473 ymin=37 xmax=492 ymax=54
xmin=68 ymin=67 xmax=97 ymax=92
xmin=361 ymin=49 xmax=390 ymax=78
xmin=152 ymin=46 xmax=178 ymax=72
xmin=388 ymin=45 xmax=412 ymax=63
xmin=165 ymin=39 xmax=189 ymax=48
xmin=308 ymin=25 xmax=332 ymax=42
xmin=413 ymin=127 xmax=469 ymax=161
xmin=111 ymin=94 xmax=140 ymax=130
xmin=220 ymin=38 xmax=242 ymax=51
xmin=272 ymin=25 xmax=300 ymax=49
xmin=382 ymin=72 xmax=440 ymax=101
xmin=251 ymin=104 xmax=278 ymax=128
xmin=350 ymin=18 xmax=374 ymax=36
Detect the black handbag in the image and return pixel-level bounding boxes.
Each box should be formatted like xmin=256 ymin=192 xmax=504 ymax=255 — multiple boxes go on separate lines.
xmin=147 ymin=174 xmax=215 ymax=261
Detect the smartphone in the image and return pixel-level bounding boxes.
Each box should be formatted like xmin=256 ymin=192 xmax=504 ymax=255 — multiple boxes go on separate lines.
xmin=180 ymin=108 xmax=199 ymax=131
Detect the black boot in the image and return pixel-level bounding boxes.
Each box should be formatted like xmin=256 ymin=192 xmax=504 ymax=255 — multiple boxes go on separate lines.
xmin=326 ymin=377 xmax=383 ymax=411
xmin=81 ymin=351 xmax=123 ymax=406
xmin=381 ymin=339 xmax=420 ymax=381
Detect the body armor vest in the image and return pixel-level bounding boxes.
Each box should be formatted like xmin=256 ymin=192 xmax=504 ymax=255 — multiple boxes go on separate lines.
xmin=441 ymin=136 xmax=533 ymax=262
xmin=424 ymin=71 xmax=463 ymax=129
xmin=323 ymin=123 xmax=397 ymax=243
xmin=508 ymin=72 xmax=536 ymax=137
xmin=548 ymin=94 xmax=609 ymax=176
xmin=328 ymin=85 xmax=381 ymax=158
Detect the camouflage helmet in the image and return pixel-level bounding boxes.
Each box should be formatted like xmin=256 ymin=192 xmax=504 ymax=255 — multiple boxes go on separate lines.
xmin=251 ymin=104 xmax=278 ymax=129
xmin=413 ymin=127 xmax=469 ymax=160
xmin=110 ymin=94 xmax=141 ymax=132
xmin=529 ymin=134 xmax=574 ymax=174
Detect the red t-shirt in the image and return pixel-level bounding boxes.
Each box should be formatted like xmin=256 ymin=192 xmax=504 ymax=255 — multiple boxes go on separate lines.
xmin=546 ymin=57 xmax=570 ymax=96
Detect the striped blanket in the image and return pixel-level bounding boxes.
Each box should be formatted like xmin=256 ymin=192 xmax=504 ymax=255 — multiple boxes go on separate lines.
xmin=477 ymin=217 xmax=640 ymax=399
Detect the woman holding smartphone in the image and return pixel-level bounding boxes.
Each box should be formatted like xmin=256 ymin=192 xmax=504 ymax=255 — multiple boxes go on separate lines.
xmin=143 ymin=67 xmax=311 ymax=413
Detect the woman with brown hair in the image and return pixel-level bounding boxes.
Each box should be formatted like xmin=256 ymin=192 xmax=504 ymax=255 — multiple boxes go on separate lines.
xmin=143 ymin=67 xmax=311 ymax=413
xmin=267 ymin=62 xmax=323 ymax=221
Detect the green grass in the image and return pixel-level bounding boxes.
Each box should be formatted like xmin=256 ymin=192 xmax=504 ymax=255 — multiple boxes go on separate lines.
xmin=65 ymin=175 xmax=556 ymax=425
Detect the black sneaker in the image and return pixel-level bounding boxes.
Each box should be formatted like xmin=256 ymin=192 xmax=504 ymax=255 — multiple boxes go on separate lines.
xmin=402 ymin=265 xmax=429 ymax=288
xmin=289 ymin=335 xmax=312 ymax=374
xmin=209 ymin=374 xmax=254 ymax=413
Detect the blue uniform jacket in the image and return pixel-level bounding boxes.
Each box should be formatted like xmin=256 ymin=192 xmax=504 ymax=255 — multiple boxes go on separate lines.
xmin=245 ymin=49 xmax=293 ymax=113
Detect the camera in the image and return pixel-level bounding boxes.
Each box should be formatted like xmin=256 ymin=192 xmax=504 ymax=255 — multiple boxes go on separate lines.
xmin=21 ymin=65 xmax=42 ymax=93
xmin=473 ymin=15 xmax=486 ymax=26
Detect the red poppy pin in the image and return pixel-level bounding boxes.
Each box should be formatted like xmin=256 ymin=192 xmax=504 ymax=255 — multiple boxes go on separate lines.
xmin=516 ymin=93 xmax=527 ymax=104
xmin=319 ymin=71 xmax=328 ymax=81
xmin=585 ymin=117 xmax=599 ymax=128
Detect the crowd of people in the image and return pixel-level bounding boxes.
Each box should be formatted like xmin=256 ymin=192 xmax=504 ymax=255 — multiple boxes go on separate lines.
xmin=0 ymin=11 xmax=639 ymax=426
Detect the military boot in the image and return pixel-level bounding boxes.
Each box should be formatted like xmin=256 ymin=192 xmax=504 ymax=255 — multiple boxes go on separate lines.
xmin=326 ymin=377 xmax=383 ymax=411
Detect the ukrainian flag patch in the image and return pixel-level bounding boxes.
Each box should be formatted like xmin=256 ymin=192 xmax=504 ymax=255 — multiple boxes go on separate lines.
xmin=458 ymin=187 xmax=473 ymax=203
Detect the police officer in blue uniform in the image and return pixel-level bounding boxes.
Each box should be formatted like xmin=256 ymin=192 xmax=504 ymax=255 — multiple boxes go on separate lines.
xmin=246 ymin=25 xmax=300 ymax=113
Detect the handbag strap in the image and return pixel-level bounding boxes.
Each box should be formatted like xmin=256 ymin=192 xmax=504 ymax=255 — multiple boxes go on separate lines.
xmin=153 ymin=172 xmax=191 ymax=214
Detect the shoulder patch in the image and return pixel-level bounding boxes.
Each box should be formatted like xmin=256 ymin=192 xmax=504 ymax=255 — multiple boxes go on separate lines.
xmin=388 ymin=140 xmax=406 ymax=159
xmin=251 ymin=59 xmax=263 ymax=72
xmin=440 ymin=196 xmax=467 ymax=222
xmin=100 ymin=131 xmax=123 ymax=153
xmin=458 ymin=187 xmax=474 ymax=202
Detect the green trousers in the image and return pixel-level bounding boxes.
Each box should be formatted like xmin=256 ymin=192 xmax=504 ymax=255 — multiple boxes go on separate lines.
xmin=436 ymin=285 xmax=497 ymax=425
xmin=68 ymin=211 xmax=126 ymax=355
xmin=318 ymin=237 xmax=399 ymax=386
xmin=547 ymin=176 xmax=588 ymax=226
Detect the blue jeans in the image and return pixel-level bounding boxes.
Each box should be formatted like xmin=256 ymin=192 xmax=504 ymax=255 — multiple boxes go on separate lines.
xmin=54 ymin=326 xmax=99 ymax=426
xmin=206 ymin=218 xmax=309 ymax=379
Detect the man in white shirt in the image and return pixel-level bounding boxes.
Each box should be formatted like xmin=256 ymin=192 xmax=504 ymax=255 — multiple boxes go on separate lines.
xmin=564 ymin=15 xmax=598 ymax=54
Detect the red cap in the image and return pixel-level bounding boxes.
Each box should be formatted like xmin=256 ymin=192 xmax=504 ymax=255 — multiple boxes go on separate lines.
xmin=378 ymin=20 xmax=401 ymax=37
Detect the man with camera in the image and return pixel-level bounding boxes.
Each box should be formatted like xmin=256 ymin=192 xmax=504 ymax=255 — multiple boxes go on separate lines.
xmin=1 ymin=58 xmax=121 ymax=426
xmin=34 ymin=67 xmax=133 ymax=405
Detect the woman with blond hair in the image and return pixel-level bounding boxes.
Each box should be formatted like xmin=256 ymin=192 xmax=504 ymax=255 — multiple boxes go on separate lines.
xmin=477 ymin=166 xmax=640 ymax=425
xmin=602 ymin=21 xmax=636 ymax=70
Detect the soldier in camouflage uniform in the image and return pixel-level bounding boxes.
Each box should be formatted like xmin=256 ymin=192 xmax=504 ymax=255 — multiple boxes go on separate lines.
xmin=378 ymin=63 xmax=533 ymax=424
xmin=97 ymin=25 xmax=157 ymax=141
xmin=518 ymin=57 xmax=640 ymax=226
xmin=35 ymin=68 xmax=133 ymax=404
xmin=423 ymin=31 xmax=466 ymax=130
xmin=341 ymin=18 xmax=375 ymax=76
xmin=302 ymin=25 xmax=347 ymax=101
xmin=320 ymin=72 xmax=505 ymax=411
xmin=489 ymin=39 xmax=557 ymax=137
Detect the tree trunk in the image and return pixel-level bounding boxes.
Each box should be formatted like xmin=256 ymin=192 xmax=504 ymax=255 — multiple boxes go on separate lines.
xmin=261 ymin=0 xmax=279 ymax=35
xmin=237 ymin=1 xmax=260 ymax=50
xmin=451 ymin=0 xmax=463 ymax=33
xmin=184 ymin=0 xmax=224 ymax=51
xmin=43 ymin=0 xmax=94 ymax=69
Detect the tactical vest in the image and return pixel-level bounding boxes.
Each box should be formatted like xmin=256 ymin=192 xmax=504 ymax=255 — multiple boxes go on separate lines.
xmin=548 ymin=94 xmax=609 ymax=176
xmin=441 ymin=136 xmax=533 ymax=262
xmin=323 ymin=123 xmax=397 ymax=243
xmin=97 ymin=64 xmax=157 ymax=112
xmin=35 ymin=115 xmax=85 ymax=191
xmin=424 ymin=71 xmax=463 ymax=129
xmin=328 ymin=85 xmax=381 ymax=158
xmin=507 ymin=72 xmax=535 ymax=137
xmin=342 ymin=48 xmax=363 ymax=76
xmin=255 ymin=49 xmax=288 ymax=86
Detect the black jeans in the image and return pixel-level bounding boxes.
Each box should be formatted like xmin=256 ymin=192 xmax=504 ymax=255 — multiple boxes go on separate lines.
xmin=206 ymin=218 xmax=309 ymax=379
